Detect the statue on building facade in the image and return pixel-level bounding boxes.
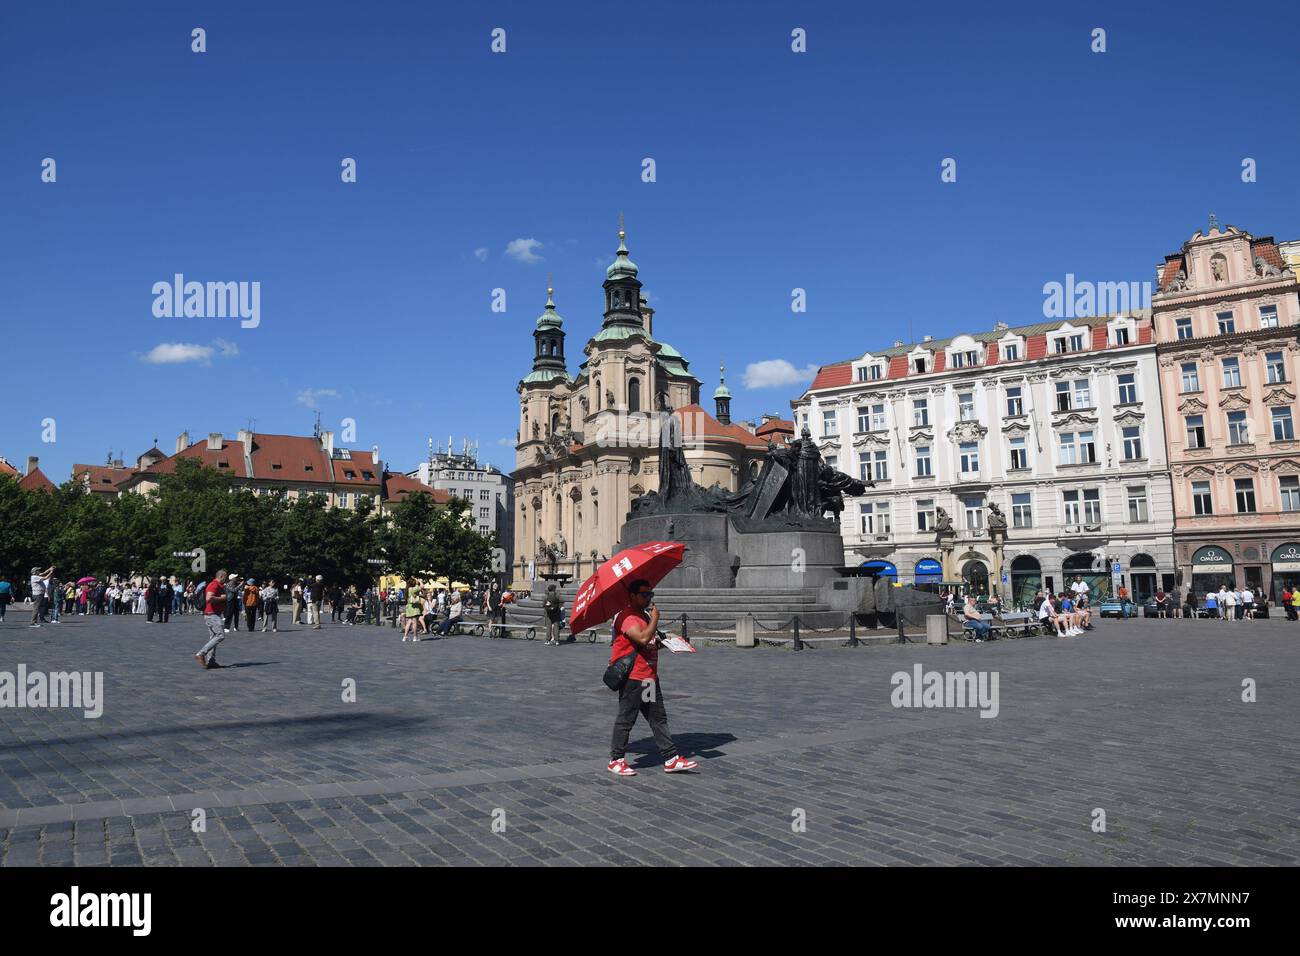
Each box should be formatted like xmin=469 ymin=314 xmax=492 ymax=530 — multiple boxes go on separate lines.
xmin=934 ymin=506 xmax=954 ymax=545
xmin=987 ymin=501 xmax=1008 ymax=533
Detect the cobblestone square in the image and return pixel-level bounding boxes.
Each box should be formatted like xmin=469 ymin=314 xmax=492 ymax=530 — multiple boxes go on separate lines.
xmin=0 ymin=612 xmax=1295 ymax=866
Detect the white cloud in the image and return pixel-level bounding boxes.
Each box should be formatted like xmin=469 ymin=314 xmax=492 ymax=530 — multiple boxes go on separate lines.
xmin=474 ymin=247 xmax=488 ymax=262
xmin=743 ymin=359 xmax=820 ymax=389
xmin=504 ymin=238 xmax=544 ymax=263
xmin=496 ymin=437 xmax=515 ymax=446
xmin=296 ymin=388 xmax=341 ymax=408
xmin=140 ymin=339 xmax=239 ymax=365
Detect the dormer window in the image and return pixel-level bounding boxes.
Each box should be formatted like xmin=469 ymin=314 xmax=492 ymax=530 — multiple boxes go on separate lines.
xmin=271 ymin=462 xmax=282 ymax=470
xmin=1002 ymin=343 xmax=1020 ymax=361
xmin=911 ymin=355 xmax=929 ymax=374
xmin=949 ymin=349 xmax=979 ymax=368
xmin=217 ymin=460 xmax=229 ymax=468
xmin=1054 ymin=333 xmax=1085 ymax=354
xmin=855 ymin=362 xmax=884 ymax=382
xmin=1112 ymin=326 xmax=1130 ymax=345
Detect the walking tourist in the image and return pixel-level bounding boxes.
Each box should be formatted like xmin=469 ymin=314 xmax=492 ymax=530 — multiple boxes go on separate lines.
xmin=194 ymin=570 xmax=230 ymax=669
xmin=311 ymin=575 xmax=325 ymax=629
xmin=607 ymin=580 xmax=697 ymax=777
xmin=543 ymin=583 xmax=564 ymax=645
xmin=0 ymin=575 xmax=11 ymax=621
xmin=260 ymin=580 xmax=280 ymax=632
xmin=29 ymin=565 xmax=53 ymax=627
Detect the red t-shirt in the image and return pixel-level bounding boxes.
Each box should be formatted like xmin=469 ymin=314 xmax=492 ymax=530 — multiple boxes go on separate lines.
xmin=610 ymin=607 xmax=658 ymax=682
xmin=204 ymin=580 xmax=226 ymax=615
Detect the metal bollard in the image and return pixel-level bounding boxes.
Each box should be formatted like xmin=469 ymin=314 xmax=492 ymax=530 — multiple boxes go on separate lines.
xmin=847 ymin=614 xmax=858 ymax=648
xmin=681 ymin=614 xmax=688 ymax=643
xmin=792 ymin=616 xmax=803 ymax=651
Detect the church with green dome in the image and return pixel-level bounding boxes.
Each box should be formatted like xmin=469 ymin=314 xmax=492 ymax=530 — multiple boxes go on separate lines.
xmin=511 ymin=222 xmax=774 ymax=587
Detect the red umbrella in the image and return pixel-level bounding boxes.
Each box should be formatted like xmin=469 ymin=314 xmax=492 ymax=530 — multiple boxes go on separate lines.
xmin=76 ymin=576 xmax=97 ymax=585
xmin=569 ymin=541 xmax=684 ymax=635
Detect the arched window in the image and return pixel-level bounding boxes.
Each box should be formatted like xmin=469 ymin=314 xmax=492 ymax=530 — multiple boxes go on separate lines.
xmin=593 ymin=498 xmax=599 ymax=528
xmin=628 ymin=377 xmax=641 ymax=412
xmin=551 ymin=412 xmax=559 ymax=435
xmin=594 ymin=378 xmax=601 ymax=409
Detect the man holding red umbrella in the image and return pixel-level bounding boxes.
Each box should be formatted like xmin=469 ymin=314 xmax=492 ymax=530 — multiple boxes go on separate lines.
xmin=606 ymin=578 xmax=698 ymax=777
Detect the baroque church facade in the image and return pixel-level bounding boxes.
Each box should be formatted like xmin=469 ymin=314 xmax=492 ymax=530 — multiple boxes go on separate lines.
xmin=510 ymin=225 xmax=771 ymax=585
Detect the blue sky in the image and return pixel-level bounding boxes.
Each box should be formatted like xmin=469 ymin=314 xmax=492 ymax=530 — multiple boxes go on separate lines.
xmin=2 ymin=0 xmax=1297 ymax=481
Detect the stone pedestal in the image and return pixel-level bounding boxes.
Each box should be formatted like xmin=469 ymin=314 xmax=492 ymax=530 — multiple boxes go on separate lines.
xmin=926 ymin=614 xmax=948 ymax=645
xmin=938 ymin=534 xmax=957 ymax=583
xmin=735 ymin=613 xmax=755 ymax=647
xmin=619 ymin=513 xmax=738 ymax=588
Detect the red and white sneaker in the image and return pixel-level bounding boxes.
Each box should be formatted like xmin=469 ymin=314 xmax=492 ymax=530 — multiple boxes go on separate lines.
xmin=663 ymin=756 xmax=698 ymax=773
xmin=607 ymin=758 xmax=637 ymax=776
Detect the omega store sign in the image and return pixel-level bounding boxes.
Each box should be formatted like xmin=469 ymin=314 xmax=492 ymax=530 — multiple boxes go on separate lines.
xmin=1191 ymin=546 xmax=1233 ymax=574
xmin=1271 ymin=543 xmax=1300 ymax=572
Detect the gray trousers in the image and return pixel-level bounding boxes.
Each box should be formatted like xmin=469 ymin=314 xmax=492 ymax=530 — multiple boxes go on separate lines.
xmin=197 ymin=614 xmax=225 ymax=660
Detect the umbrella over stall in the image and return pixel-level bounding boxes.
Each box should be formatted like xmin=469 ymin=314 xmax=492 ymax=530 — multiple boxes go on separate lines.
xmin=569 ymin=541 xmax=685 ymax=635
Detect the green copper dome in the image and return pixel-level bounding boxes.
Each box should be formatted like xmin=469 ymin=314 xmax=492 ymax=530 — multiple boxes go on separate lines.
xmin=521 ymin=368 xmax=570 ymax=385
xmin=535 ymin=288 xmax=563 ymax=330
xmin=592 ymin=324 xmax=649 ymax=344
xmin=606 ymin=232 xmax=639 ymax=280
xmin=713 ymin=382 xmax=732 ymax=399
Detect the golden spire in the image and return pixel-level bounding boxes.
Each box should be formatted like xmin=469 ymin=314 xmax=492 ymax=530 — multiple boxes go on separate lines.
xmin=547 ymin=272 xmax=553 ymax=297
xmin=618 ymin=211 xmax=625 ymax=242
xmin=719 ymin=361 xmax=725 ymax=384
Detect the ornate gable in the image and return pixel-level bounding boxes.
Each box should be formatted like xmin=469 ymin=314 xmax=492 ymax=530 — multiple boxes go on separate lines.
xmin=1262 ymin=386 xmax=1297 ymax=407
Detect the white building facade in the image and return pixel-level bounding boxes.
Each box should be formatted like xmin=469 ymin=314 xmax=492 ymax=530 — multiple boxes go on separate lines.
xmin=413 ymin=439 xmax=515 ymax=567
xmin=794 ymin=313 xmax=1175 ymax=606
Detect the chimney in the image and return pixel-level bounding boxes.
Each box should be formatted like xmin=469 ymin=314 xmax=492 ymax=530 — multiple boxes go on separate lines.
xmin=26 ymin=456 xmax=38 ymax=476
xmin=893 ymin=339 xmax=904 ymax=347
xmin=922 ymin=335 xmax=933 ymax=343
xmin=206 ymin=432 xmax=223 ymax=451
xmin=372 ymin=444 xmax=381 ymax=472
xmin=994 ymin=321 xmax=1009 ymax=331
xmin=176 ymin=431 xmax=189 ymax=454
xmin=237 ymin=428 xmax=253 ymax=458
xmin=321 ymin=429 xmax=334 ymax=457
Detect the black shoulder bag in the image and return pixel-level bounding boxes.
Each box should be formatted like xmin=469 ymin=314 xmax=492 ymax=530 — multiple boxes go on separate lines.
xmin=602 ymin=611 xmax=638 ymax=691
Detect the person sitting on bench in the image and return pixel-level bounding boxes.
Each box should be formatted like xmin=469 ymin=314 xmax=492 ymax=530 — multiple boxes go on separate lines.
xmin=962 ymin=596 xmax=991 ymax=642
xmin=436 ymin=590 xmax=463 ymax=635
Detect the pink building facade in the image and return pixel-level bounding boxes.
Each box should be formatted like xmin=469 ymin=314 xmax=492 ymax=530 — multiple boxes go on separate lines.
xmin=1153 ymin=222 xmax=1300 ymax=601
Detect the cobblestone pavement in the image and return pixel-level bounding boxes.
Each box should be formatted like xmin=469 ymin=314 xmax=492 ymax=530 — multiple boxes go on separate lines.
xmin=0 ymin=610 xmax=1296 ymax=866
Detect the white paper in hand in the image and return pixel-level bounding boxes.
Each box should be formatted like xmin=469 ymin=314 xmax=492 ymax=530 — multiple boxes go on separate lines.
xmin=659 ymin=634 xmax=696 ymax=654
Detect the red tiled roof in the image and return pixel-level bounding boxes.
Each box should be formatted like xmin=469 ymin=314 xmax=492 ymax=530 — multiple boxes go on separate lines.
xmin=1138 ymin=323 xmax=1153 ymax=344
xmin=73 ymin=463 xmax=135 ymax=495
xmin=985 ymin=342 xmax=1000 ymax=365
xmin=887 ymin=355 xmax=909 ymax=378
xmin=1091 ymin=326 xmax=1108 ymax=350
xmin=382 ymin=472 xmax=451 ymax=504
xmin=128 ymin=433 xmax=382 ymax=488
xmin=931 ymin=351 xmax=947 ymax=373
xmin=1159 ymin=256 xmax=1185 ymax=289
xmin=0 ymin=458 xmax=17 ymax=477
xmin=1026 ymin=335 xmax=1048 ymax=360
xmin=18 ymin=467 xmax=55 ymax=493
xmin=1251 ymin=239 xmax=1285 ymax=271
xmin=673 ymin=404 xmax=768 ymax=448
xmin=755 ymin=418 xmax=794 ymax=439
xmin=809 ymin=363 xmax=851 ymax=391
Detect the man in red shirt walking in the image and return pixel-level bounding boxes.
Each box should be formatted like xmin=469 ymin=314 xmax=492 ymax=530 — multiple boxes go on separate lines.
xmin=194 ymin=570 xmax=230 ymax=670
xmin=607 ymin=579 xmax=698 ymax=777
